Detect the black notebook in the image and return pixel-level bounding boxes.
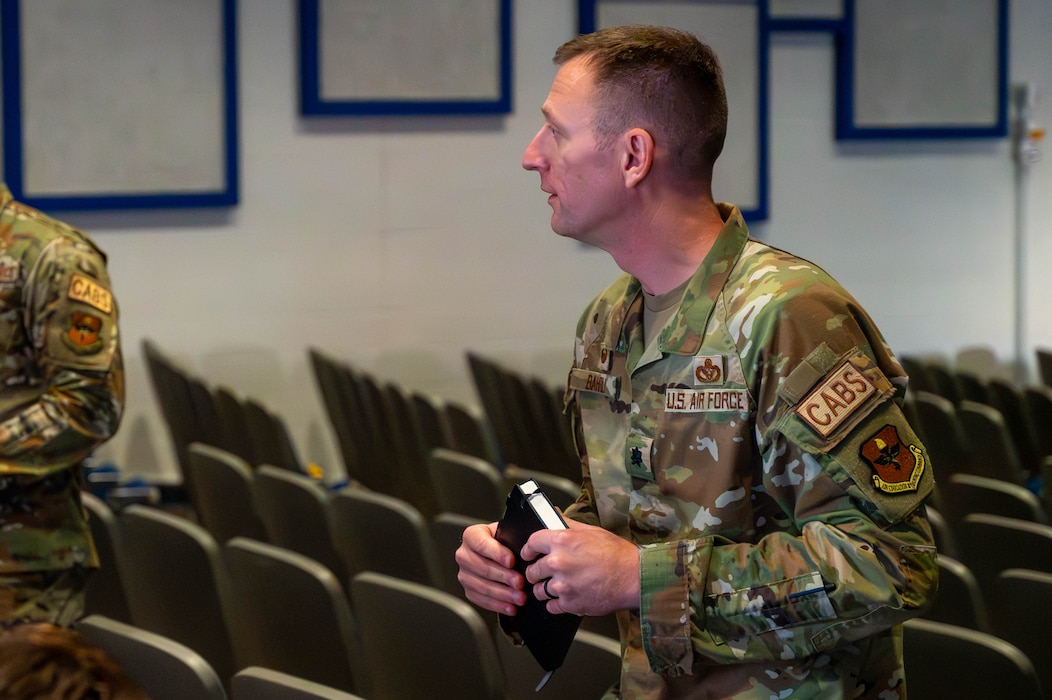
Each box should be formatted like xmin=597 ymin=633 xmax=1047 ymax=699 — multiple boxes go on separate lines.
xmin=495 ymin=479 xmax=582 ymax=690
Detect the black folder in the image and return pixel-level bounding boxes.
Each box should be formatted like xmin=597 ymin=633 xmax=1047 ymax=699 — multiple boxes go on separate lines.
xmin=495 ymin=479 xmax=582 ymax=689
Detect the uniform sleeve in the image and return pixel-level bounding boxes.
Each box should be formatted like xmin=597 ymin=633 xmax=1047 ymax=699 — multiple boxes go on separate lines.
xmin=0 ymin=237 xmax=123 ymax=473
xmin=638 ymin=294 xmax=939 ymax=674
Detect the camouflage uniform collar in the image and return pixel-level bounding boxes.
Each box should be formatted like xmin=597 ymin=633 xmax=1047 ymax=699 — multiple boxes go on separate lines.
xmin=656 ymin=203 xmax=749 ymax=356
xmin=0 ymin=184 xmax=12 ymax=211
xmin=582 ymin=204 xmax=749 ymax=369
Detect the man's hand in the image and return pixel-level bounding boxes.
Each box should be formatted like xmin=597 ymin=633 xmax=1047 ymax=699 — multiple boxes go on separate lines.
xmin=455 ymin=521 xmax=528 ymax=616
xmin=520 ymin=518 xmax=640 ymax=616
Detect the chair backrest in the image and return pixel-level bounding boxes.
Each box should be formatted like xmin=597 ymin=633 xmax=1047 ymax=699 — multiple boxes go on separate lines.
xmin=345 ymin=369 xmax=394 ymax=489
xmin=379 ymin=382 xmax=438 ymax=516
xmin=985 ymin=377 xmax=1041 ymax=475
xmin=232 ymin=667 xmax=365 ymax=700
xmin=992 ymin=568 xmax=1052 ymax=695
xmin=956 ymin=513 xmax=1052 ymax=592
xmin=1037 ymin=347 xmax=1052 ymax=388
xmin=956 ymin=400 xmax=1025 ymax=482
xmin=953 ymin=370 xmax=989 ymax=404
xmin=82 ymin=492 xmax=132 ymax=623
xmin=903 ymin=618 xmax=1041 ymax=699
xmin=350 ymin=571 xmax=506 ymax=700
xmin=441 ymin=400 xmax=499 ymax=464
xmin=900 ymin=355 xmax=937 ymax=396
xmin=467 ymin=352 xmax=516 ymax=469
xmin=1023 ymin=386 xmax=1052 ymax=465
xmin=429 ymin=511 xmax=487 ymax=600
xmin=308 ymin=349 xmax=366 ymax=486
xmin=526 ymin=376 xmax=581 ymax=482
xmin=954 ymin=345 xmax=1002 ymax=380
xmin=924 ymin=504 xmax=957 ymax=560
xmin=911 ymin=391 xmax=969 ymax=480
xmin=251 ymin=465 xmax=346 ymax=583
xmin=223 ymin=537 xmax=365 ymax=695
xmin=186 ymin=441 xmax=268 ymax=542
xmin=428 ymin=447 xmax=506 ymax=521
xmin=243 ymin=398 xmax=301 ymax=472
xmin=141 ymin=339 xmax=201 ymax=493
xmin=212 ymin=385 xmax=256 ymax=464
xmin=499 ymin=629 xmax=621 ymax=700
xmin=117 ymin=504 xmax=237 ymax=683
xmin=943 ymin=472 xmax=1047 ymax=525
xmin=920 ymin=555 xmax=990 ymax=633
xmin=186 ymin=377 xmax=226 ymax=459
xmin=410 ymin=390 xmax=450 ymax=459
xmin=327 ymin=487 xmax=441 ymax=588
xmin=76 ymin=614 xmax=227 ymax=700
xmin=925 ymin=362 xmax=963 ymax=404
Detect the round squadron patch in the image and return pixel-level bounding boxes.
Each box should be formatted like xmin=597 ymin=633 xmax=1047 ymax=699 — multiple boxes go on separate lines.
xmin=859 ymin=424 xmax=925 ymax=494
xmin=63 ymin=311 xmax=105 ymax=354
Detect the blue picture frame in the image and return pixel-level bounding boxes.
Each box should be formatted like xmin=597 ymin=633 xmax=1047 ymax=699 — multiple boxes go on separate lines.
xmin=578 ymin=0 xmax=770 ymax=222
xmin=836 ymin=0 xmax=1008 ymax=140
xmin=0 ymin=0 xmax=239 ymax=211
xmin=299 ymin=0 xmax=513 ymax=116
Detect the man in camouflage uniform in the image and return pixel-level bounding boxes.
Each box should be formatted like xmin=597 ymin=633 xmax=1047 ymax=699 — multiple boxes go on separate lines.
xmin=0 ymin=184 xmax=123 ymax=628
xmin=456 ymin=26 xmax=937 ymax=699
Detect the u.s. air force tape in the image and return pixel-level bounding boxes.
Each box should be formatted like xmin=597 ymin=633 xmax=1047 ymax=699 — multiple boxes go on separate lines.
xmin=665 ymin=387 xmax=749 ymax=413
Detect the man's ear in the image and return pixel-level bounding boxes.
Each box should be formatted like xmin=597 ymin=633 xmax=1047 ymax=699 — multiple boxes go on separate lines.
xmin=621 ymin=128 xmax=654 ymax=188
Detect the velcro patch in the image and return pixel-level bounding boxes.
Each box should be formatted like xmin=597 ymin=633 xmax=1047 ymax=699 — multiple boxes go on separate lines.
xmin=68 ymin=273 xmax=113 ymax=314
xmin=665 ymin=388 xmax=748 ymax=413
xmin=797 ymin=360 xmax=877 ymax=437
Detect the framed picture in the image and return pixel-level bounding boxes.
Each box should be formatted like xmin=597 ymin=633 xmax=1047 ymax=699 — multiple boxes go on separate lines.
xmin=0 ymin=0 xmax=239 ymax=210
xmin=299 ymin=0 xmax=513 ymax=116
xmin=767 ymin=0 xmax=841 ymax=19
xmin=578 ymin=0 xmax=769 ymax=221
xmin=837 ymin=0 xmax=1008 ymax=139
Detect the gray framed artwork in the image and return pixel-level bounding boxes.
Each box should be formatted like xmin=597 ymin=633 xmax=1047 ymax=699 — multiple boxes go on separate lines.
xmin=0 ymin=0 xmax=239 ymax=210
xmin=838 ymin=0 xmax=1008 ymax=139
xmin=299 ymin=0 xmax=513 ymax=116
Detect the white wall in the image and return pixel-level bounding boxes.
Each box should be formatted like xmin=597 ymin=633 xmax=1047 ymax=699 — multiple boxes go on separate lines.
xmin=59 ymin=0 xmax=1051 ymax=484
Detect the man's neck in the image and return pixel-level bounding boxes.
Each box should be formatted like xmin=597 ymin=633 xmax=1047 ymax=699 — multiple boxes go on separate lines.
xmin=609 ymin=201 xmax=726 ymax=296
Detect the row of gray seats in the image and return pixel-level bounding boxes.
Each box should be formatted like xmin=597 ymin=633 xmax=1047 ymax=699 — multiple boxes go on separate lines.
xmin=77 ymin=615 xmax=359 ymax=700
xmin=82 ymin=489 xmax=621 ymax=700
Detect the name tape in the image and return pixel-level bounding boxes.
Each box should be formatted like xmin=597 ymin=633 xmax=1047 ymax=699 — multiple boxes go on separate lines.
xmin=665 ymin=388 xmax=748 ymax=413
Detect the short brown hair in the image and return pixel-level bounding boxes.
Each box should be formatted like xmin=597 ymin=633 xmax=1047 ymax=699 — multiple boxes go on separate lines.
xmin=555 ymin=25 xmax=728 ymax=182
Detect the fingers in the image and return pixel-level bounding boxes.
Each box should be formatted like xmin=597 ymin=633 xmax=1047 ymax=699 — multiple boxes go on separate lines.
xmin=520 ymin=525 xmax=561 ymax=563
xmin=530 ymin=576 xmax=566 ymax=615
xmin=460 ymin=569 xmax=526 ymax=615
xmin=455 ymin=522 xmax=527 ymax=615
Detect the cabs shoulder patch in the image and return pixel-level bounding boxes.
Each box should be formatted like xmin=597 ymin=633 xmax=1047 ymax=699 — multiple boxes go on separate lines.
xmin=68 ymin=273 xmax=113 ymax=314
xmin=860 ymin=424 xmax=925 ymax=494
xmin=797 ymin=358 xmax=877 ymax=437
